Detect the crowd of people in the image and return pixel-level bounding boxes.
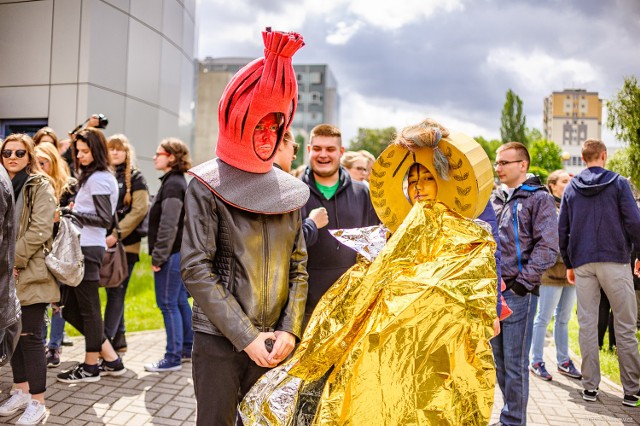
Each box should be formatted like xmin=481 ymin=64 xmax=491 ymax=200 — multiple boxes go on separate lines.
xmin=0 ymin=121 xmax=198 ymax=424
xmin=1 ymin=27 xmax=640 ymax=426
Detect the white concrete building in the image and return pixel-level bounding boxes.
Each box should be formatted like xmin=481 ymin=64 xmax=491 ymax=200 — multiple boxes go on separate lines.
xmin=0 ymin=0 xmax=197 ymax=191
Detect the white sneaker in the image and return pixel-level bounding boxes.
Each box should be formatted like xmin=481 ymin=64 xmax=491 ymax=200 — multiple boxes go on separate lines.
xmin=0 ymin=389 xmax=31 ymax=416
xmin=16 ymin=400 xmax=46 ymax=425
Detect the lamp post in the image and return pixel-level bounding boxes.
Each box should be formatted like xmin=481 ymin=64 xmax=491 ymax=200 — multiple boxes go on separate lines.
xmin=562 ymin=151 xmax=571 ymax=169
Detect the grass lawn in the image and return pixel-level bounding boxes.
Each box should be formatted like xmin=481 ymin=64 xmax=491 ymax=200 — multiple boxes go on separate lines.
xmin=567 ymin=310 xmax=640 ymax=386
xmin=65 ymin=251 xmax=165 ymax=337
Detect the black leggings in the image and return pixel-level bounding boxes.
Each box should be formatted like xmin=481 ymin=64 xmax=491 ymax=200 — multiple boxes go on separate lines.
xmin=61 ymin=246 xmax=107 ymax=352
xmin=11 ymin=303 xmax=48 ymax=395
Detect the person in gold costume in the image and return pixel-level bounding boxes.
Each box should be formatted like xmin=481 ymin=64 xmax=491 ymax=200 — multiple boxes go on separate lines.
xmin=240 ymin=118 xmax=501 ymax=425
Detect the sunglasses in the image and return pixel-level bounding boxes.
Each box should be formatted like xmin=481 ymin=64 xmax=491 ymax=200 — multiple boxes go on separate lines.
xmin=2 ymin=149 xmax=27 ymax=159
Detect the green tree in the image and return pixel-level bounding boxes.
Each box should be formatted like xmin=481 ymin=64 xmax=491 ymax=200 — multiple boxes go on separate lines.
xmin=500 ymin=89 xmax=527 ymax=145
xmin=525 ymin=127 xmax=543 ymax=144
xmin=292 ymin=133 xmax=305 ymax=170
xmin=348 ymin=127 xmax=397 ymax=158
xmin=529 ymin=139 xmax=563 ymax=173
xmin=606 ymin=147 xmax=633 ymax=181
xmin=607 ymin=75 xmax=640 ymax=188
xmin=474 ymin=136 xmax=502 ymax=162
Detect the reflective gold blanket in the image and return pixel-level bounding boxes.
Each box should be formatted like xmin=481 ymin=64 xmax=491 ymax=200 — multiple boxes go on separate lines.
xmin=240 ymin=202 xmax=497 ymax=425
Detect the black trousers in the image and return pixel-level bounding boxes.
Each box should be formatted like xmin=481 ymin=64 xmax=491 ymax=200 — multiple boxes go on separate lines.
xmin=192 ymin=332 xmax=270 ymax=426
xmin=11 ymin=303 xmax=47 ymax=394
xmin=61 ymin=245 xmax=107 ymax=353
xmin=598 ymin=288 xmax=616 ymax=349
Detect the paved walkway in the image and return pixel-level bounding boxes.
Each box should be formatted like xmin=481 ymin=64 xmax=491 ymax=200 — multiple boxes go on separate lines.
xmin=0 ymin=330 xmax=638 ymax=425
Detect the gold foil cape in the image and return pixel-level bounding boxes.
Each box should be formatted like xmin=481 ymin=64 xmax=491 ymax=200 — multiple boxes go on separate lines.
xmin=240 ymin=202 xmax=497 ymax=425
xmin=328 ymin=225 xmax=388 ymax=262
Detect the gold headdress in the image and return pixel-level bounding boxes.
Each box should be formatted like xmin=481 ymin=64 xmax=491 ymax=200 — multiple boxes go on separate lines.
xmin=370 ymin=119 xmax=493 ymax=232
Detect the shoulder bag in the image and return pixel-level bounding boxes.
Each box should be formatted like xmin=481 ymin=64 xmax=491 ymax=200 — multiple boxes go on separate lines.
xmin=99 ymin=213 xmax=128 ymax=288
xmin=45 ymin=215 xmax=84 ymax=287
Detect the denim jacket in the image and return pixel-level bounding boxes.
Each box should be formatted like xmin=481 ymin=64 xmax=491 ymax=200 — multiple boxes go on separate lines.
xmin=491 ymin=176 xmax=559 ymax=293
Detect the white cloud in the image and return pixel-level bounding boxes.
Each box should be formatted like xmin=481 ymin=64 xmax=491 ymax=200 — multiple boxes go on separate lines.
xmin=340 ymin=90 xmax=498 ymax=146
xmin=486 ymin=47 xmax=600 ymax=93
xmin=348 ymin=0 xmax=465 ymax=30
xmin=326 ymin=20 xmax=364 ymax=45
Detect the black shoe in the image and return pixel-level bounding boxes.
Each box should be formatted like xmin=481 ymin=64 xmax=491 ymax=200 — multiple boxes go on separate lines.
xmin=57 ymin=363 xmax=100 ymax=383
xmin=623 ymin=392 xmax=640 ymax=407
xmin=46 ymin=348 xmax=61 ymax=368
xmin=582 ymin=388 xmax=599 ymax=402
xmin=99 ymin=358 xmax=127 ymax=377
xmin=111 ymin=332 xmax=127 ymax=353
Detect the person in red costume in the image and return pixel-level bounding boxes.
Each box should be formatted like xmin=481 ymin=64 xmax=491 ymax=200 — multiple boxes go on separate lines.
xmin=180 ymin=28 xmax=309 ymax=425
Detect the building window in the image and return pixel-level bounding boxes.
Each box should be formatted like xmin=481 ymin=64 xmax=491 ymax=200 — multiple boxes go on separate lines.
xmin=310 ymin=91 xmax=323 ymax=104
xmin=309 ymin=72 xmax=323 ymax=84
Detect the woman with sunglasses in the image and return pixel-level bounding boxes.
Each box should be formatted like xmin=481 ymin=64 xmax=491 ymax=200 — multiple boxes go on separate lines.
xmin=103 ymin=134 xmax=149 ymax=355
xmin=0 ymin=134 xmax=58 ymax=424
xmin=35 ymin=143 xmax=78 ymax=368
xmin=144 ymin=138 xmax=193 ymax=372
xmin=55 ymin=128 xmax=126 ymax=384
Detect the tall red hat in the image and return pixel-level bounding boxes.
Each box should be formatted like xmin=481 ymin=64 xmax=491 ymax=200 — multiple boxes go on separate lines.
xmin=216 ymin=28 xmax=304 ymax=174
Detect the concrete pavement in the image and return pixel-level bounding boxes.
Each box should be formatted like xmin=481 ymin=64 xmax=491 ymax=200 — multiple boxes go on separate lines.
xmin=0 ymin=330 xmax=638 ymax=425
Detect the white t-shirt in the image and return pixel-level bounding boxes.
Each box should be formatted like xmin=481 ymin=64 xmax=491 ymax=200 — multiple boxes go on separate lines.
xmin=74 ymin=170 xmax=118 ymax=247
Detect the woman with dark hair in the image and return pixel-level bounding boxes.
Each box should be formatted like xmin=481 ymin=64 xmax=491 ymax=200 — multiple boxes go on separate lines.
xmin=103 ymin=134 xmax=149 ymax=354
xmin=0 ymin=133 xmax=57 ymax=424
xmin=32 ymin=127 xmax=60 ymax=151
xmin=144 ymin=138 xmax=193 ymax=372
xmin=55 ymin=128 xmax=126 ymax=383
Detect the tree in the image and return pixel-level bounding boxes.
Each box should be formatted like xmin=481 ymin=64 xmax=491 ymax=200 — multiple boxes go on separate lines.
xmin=348 ymin=127 xmax=397 ymax=158
xmin=292 ymin=134 xmax=305 ymax=170
xmin=474 ymin=136 xmax=502 ymax=162
xmin=606 ymin=146 xmax=633 ymax=181
xmin=500 ymin=89 xmax=527 ymax=145
xmin=529 ymin=139 xmax=562 ymax=173
xmin=607 ymin=76 xmax=640 ymax=188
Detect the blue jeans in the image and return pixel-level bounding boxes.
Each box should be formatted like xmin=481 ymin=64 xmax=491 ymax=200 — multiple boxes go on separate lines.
xmin=43 ymin=307 xmax=66 ymax=350
xmin=492 ymin=290 xmax=538 ymax=426
xmin=104 ymin=259 xmax=137 ymax=338
xmin=154 ymin=252 xmax=193 ymax=365
xmin=530 ymin=285 xmax=576 ymax=365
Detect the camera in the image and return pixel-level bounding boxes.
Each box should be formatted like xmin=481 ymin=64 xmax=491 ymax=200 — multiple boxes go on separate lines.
xmin=69 ymin=113 xmax=109 ymax=135
xmin=94 ymin=114 xmax=109 ymax=129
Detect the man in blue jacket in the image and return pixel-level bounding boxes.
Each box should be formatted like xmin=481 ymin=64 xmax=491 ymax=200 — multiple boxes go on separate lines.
xmin=559 ymin=138 xmax=640 ymax=407
xmin=491 ymin=142 xmax=559 ymax=426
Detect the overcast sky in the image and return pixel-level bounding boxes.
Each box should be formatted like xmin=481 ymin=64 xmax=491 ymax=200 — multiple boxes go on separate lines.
xmin=196 ymin=0 xmax=640 ymax=146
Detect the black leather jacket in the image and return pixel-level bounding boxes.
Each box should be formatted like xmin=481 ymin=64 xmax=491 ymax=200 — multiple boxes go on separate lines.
xmin=180 ymin=178 xmax=308 ymax=351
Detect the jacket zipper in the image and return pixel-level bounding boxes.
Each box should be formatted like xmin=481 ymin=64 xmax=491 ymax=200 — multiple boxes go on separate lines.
xmin=261 ymin=216 xmax=268 ymax=330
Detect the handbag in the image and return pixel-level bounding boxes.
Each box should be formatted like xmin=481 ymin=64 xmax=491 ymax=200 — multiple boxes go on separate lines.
xmin=99 ymin=214 xmax=128 ymax=288
xmin=45 ymin=215 xmax=84 ymax=287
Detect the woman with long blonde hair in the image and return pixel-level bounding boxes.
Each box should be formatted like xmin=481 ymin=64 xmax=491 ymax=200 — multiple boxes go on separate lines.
xmin=104 ymin=134 xmax=149 ymax=354
xmin=35 ymin=143 xmax=78 ymax=368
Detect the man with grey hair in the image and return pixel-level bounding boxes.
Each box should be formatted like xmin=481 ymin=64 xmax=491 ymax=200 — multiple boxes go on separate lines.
xmin=559 ymin=138 xmax=640 ymax=407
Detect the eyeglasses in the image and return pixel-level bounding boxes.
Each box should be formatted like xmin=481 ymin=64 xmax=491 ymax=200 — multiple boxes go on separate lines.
xmin=2 ymin=149 xmax=27 ymax=159
xmin=494 ymin=160 xmax=524 ymax=167
xmin=154 ymin=151 xmax=170 ymax=158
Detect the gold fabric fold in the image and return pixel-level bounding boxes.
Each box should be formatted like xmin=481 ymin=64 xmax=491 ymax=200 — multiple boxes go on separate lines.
xmin=240 ymin=202 xmax=497 ymax=425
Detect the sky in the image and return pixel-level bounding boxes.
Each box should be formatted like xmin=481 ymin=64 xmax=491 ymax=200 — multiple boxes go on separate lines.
xmin=196 ymin=0 xmax=640 ymax=147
